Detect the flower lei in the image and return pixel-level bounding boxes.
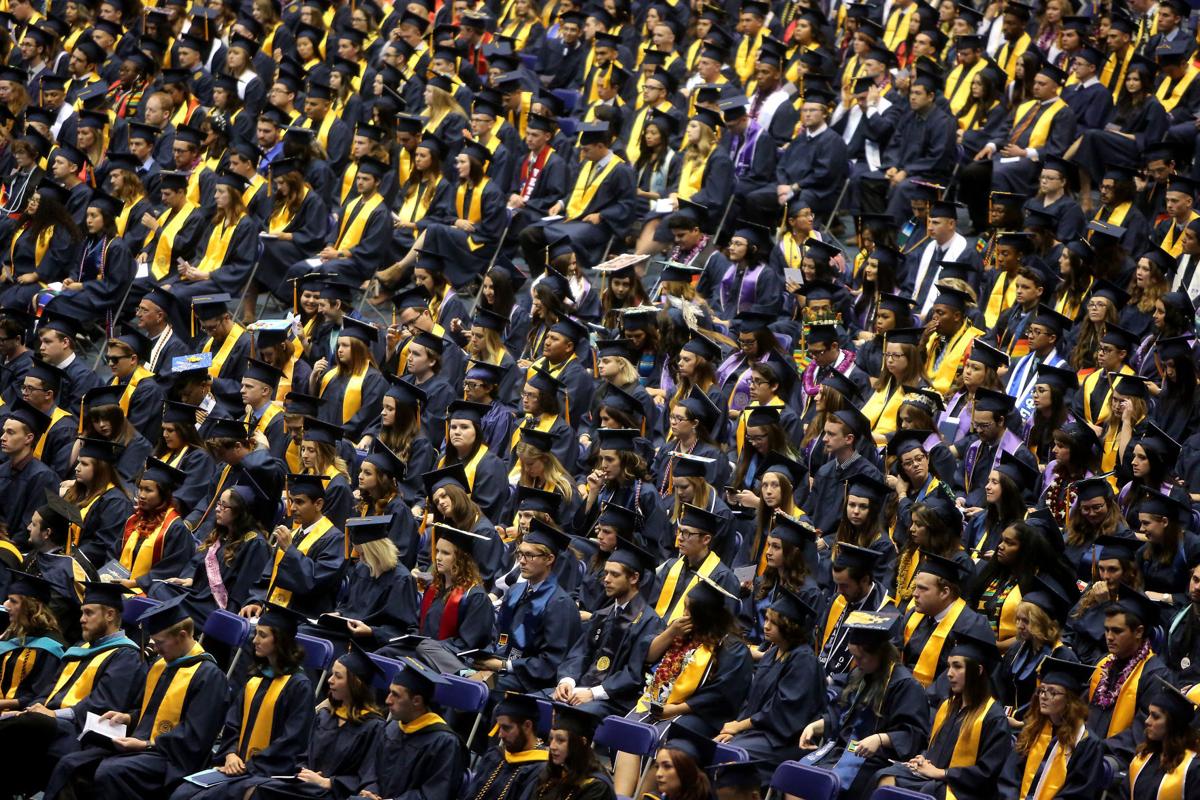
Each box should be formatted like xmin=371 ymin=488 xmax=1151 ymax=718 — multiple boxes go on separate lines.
xmin=1093 ymin=638 xmax=1151 ymax=709
xmin=645 ymin=637 xmax=697 ymax=703
xmin=669 ymin=234 xmax=709 ymax=267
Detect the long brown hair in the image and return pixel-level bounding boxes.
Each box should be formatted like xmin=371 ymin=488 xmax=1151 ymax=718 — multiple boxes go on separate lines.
xmin=659 ymin=747 xmax=712 ymax=800
xmin=1016 ymin=690 xmax=1089 ymax=756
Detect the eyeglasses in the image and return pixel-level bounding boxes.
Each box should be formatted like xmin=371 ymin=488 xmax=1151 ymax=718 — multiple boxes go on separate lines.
xmin=884 ymin=352 xmax=906 ymax=360
xmin=516 ymin=550 xmax=548 ymax=561
xmin=19 ymin=384 xmax=45 ymax=394
xmin=746 ymin=433 xmax=768 ymax=443
xmin=1036 ymin=686 xmax=1066 ymax=699
xmin=972 ymin=420 xmax=996 ymax=431
xmin=105 ymin=354 xmax=132 ymax=364
xmin=749 ymin=377 xmax=771 ymax=386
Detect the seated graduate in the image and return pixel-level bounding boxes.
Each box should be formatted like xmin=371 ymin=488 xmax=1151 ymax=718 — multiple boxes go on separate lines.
xmin=0 ymin=582 xmax=143 ymax=798
xmin=0 ymin=400 xmax=60 ymax=542
xmin=155 ymin=399 xmax=217 ymax=514
xmin=438 ymin=399 xmax=510 ymax=524
xmin=297 ymin=415 xmax=354 ymax=529
xmin=899 ymin=551 xmax=995 ymax=705
xmin=354 ymin=442 xmax=421 ymax=569
xmin=168 ymin=604 xmax=314 ymax=800
xmin=800 ymin=608 xmax=930 ymax=799
xmin=462 ymin=692 xmax=549 ymax=800
xmin=44 ymin=595 xmax=228 ymax=800
xmin=875 ymin=630 xmax=1013 ymax=800
xmin=1062 ymin=535 xmax=1146 ymax=667
xmin=240 ymin=358 xmax=289 ymax=457
xmin=577 ymin=428 xmax=667 ymax=555
xmin=362 ymin=377 xmax=435 ymax=510
xmin=104 ymin=328 xmax=166 ymax=445
xmin=112 ymin=457 xmax=194 ymax=591
xmin=189 ymin=293 xmax=253 ymax=398
xmin=240 ymin=472 xmax=346 ymax=619
xmin=312 ymin=316 xmax=388 ymax=443
xmin=554 ymin=540 xmax=664 ymax=717
xmin=352 ymin=655 xmax=468 ymax=800
xmin=992 ymin=576 xmax=1080 ymax=718
xmin=718 ymin=588 xmax=827 ymax=786
xmin=996 ymin=657 xmax=1106 ymax=800
xmin=148 ymin=480 xmax=273 ymax=626
xmin=43 ymin=190 xmax=134 ymax=326
xmin=418 ymin=464 xmax=507 ymax=586
xmin=251 ymin=643 xmax=385 ymax=800
xmin=1086 ymin=587 xmax=1171 ymax=763
xmin=76 ymin=384 xmax=154 ymax=484
xmin=1126 ymin=678 xmax=1200 ymax=800
xmin=0 ymin=571 xmax=66 ymax=711
xmin=649 ymin=503 xmax=740 ymax=623
xmin=327 ymin=515 xmax=419 ymax=649
xmin=165 ymin=171 xmax=262 ymax=305
xmin=465 ymin=519 xmax=583 ymax=694
xmin=816 ymin=542 xmax=896 ymax=682
xmin=62 ymin=437 xmax=135 ymax=578
xmin=529 ymin=704 xmax=616 ymax=800
xmin=643 ymin=718 xmax=724 ymax=800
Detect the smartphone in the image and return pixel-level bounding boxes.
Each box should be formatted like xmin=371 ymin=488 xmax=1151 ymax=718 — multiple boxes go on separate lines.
xmin=648 ymin=701 xmax=665 ymax=718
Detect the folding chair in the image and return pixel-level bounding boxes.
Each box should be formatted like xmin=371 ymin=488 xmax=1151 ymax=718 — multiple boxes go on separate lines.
xmin=591 ymin=716 xmax=661 ymax=800
xmin=367 ymin=652 xmax=404 ymax=690
xmin=764 ymin=761 xmax=840 ymax=800
xmin=201 ymin=609 xmax=252 ymax=680
xmin=121 ymin=596 xmax=160 ymax=628
xmin=433 ymin=674 xmax=489 ymax=748
xmin=869 ymin=787 xmax=937 ymax=800
xmin=714 ymin=743 xmax=749 ymax=763
xmin=295 ymin=633 xmax=336 ymax=698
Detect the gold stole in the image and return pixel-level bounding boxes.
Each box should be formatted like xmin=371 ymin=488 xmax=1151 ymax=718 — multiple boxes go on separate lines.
xmin=1020 ymin=721 xmax=1084 ymax=800
xmin=634 ymin=643 xmax=714 ymax=711
xmin=862 ymin=382 xmax=904 ymax=438
xmin=195 ymin=217 xmax=239 ymax=274
xmin=930 ymin=697 xmax=997 ymax=800
xmin=304 ymin=112 xmax=338 ymax=151
xmin=1157 ymin=65 xmax=1200 ymax=113
xmin=242 ymin=175 xmax=266 ymax=210
xmin=1161 ymin=212 xmax=1199 ymax=258
xmin=119 ymin=508 xmax=182 ymax=581
xmin=1129 ymin=751 xmax=1196 ymax=800
xmin=148 ymin=202 xmax=198 ymax=280
xmin=883 ymin=3 xmax=916 ymax=50
xmin=116 ymin=197 xmax=143 ymax=237
xmin=1094 ymin=202 xmax=1132 ymax=231
xmin=320 ymin=365 xmax=368 ymax=424
xmin=48 ymin=645 xmax=125 ymax=708
xmin=677 ymin=151 xmax=707 ymax=200
xmin=9 ymin=225 xmax=52 ymax=275
xmin=733 ymin=32 xmax=760 ymax=82
xmin=1101 ymin=48 xmax=1134 ymax=101
xmin=140 ymin=642 xmax=208 ymax=741
xmin=285 ymin=440 xmax=302 ymax=473
xmin=455 ymin=179 xmax=490 ymax=252
xmin=995 ymin=581 xmax=1023 ymax=640
xmin=627 ymin=102 xmax=669 ymax=164
xmin=400 ymin=711 xmax=448 ymax=733
xmin=267 ymin=516 xmax=335 ymax=606
xmin=1089 ymin=651 xmax=1153 ymax=736
xmin=925 ymin=323 xmax=983 ymax=395
xmin=904 ymin=597 xmax=967 ymax=687
xmin=821 ymin=594 xmax=847 ymax=650
xmin=985 ymin=271 xmax=1018 ymax=328
xmin=340 ymin=161 xmax=360 ymax=205
xmin=113 ymin=366 xmax=152 ymax=417
xmin=946 ymin=60 xmax=986 ymax=115
xmin=69 ymin=486 xmax=112 ymax=550
xmin=1012 ymin=99 xmax=1066 ymax=148
xmin=567 ymin=156 xmax=624 ymax=219
xmin=333 ymin=193 xmax=383 ymax=251
xmin=165 ymin=446 xmax=191 ymax=469
xmin=34 ymin=408 xmax=71 ymax=460
xmin=0 ymin=645 xmax=38 ymax=698
xmin=735 ymin=399 xmax=783 ymax=457
xmin=996 ymin=33 xmax=1031 ymax=82
xmin=253 ymin=402 xmax=283 ymax=435
xmin=441 ymin=445 xmax=490 ymax=487
xmin=202 ymin=324 xmax=247 ymax=379
xmin=269 ymin=188 xmax=308 ymax=233
xmin=654 ymin=551 xmax=721 ymax=622
xmin=237 ymin=673 xmax=294 ymax=759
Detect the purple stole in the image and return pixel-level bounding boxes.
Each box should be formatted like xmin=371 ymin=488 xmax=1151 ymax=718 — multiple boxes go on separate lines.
xmin=730 ymin=120 xmax=764 ymax=178
xmin=720 ymin=262 xmax=763 ymax=315
xmin=963 ymin=428 xmax=1023 ymax=492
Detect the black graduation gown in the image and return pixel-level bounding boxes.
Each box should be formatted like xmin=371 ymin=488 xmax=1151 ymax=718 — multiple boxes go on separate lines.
xmin=56 ymin=355 xmax=103 ymax=412
xmin=0 ymin=636 xmax=64 ymax=707
xmin=45 ymin=649 xmax=228 ymax=800
xmin=148 ymin=536 xmax=273 ymax=628
xmin=996 ymin=723 xmax=1106 ymax=800
xmin=1128 ymin=751 xmax=1200 ymax=800
xmin=463 ymin=746 xmax=545 ymax=800
xmin=317 ymin=367 xmax=388 ymax=443
xmin=258 ymin=191 xmax=329 ymax=294
xmin=811 ymin=663 xmax=930 ymax=798
xmin=493 ymin=578 xmax=583 ymax=693
xmin=876 ymin=700 xmax=1012 ymax=800
xmin=1086 ymin=653 xmax=1170 ymax=762
xmin=320 ymin=473 xmax=354 ymax=530
xmin=251 ymin=709 xmax=384 ymax=800
xmin=307 ymin=196 xmax=394 ymax=284
xmin=727 ymin=644 xmax=827 ymax=784
xmin=114 ymin=433 xmax=154 ymax=483
xmin=198 ymin=329 xmax=253 ymax=398
xmin=353 ymin=715 xmax=467 ymax=800
xmin=419 ymin=180 xmax=509 ymax=289
xmin=44 ymin=236 xmax=134 ymax=325
xmin=170 ymin=670 xmax=314 ymax=800
xmin=647 ymin=555 xmax=740 ymax=620
xmin=0 ymin=457 xmax=58 ymax=542
xmin=803 ymin=455 xmax=883 ymax=536
xmin=164 ymin=447 xmax=217 ymax=514
xmin=661 ymin=636 xmax=754 ymax=735
xmin=993 ymin=641 xmax=1078 ymax=713
xmin=118 ymin=375 xmax=166 ymax=445
xmin=557 ymin=593 xmax=664 ymax=716
xmin=901 ymin=603 xmax=995 ymax=708
xmin=509 ymin=413 xmax=577 ymax=476
xmin=127 ymin=516 xmax=195 ymax=591
xmin=249 ymin=521 xmax=346 ymax=617
xmin=0 ymin=349 xmax=32 ymax=408
xmin=169 ymin=214 xmax=262 ymax=300
xmin=409 ymin=583 xmax=496 ymax=657
xmin=335 ymin=560 xmax=419 ymax=647
xmin=0 ymin=224 xmax=81 ymax=309
xmin=1165 ymin=604 xmax=1200 ymax=685
xmin=76 ymin=487 xmax=135 ymax=567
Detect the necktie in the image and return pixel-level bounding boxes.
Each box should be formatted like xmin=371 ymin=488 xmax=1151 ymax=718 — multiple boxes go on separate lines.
xmin=1008 ymin=103 xmax=1042 ymax=145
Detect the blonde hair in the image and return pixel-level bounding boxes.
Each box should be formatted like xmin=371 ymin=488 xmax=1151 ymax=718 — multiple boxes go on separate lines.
xmin=682 ymin=122 xmax=717 ymax=171
xmin=425 ymin=83 xmax=466 ymax=121
xmin=517 ymin=443 xmax=576 ymax=499
xmin=602 ymin=357 xmax=639 ymax=387
xmin=358 ymin=536 xmax=399 ymax=578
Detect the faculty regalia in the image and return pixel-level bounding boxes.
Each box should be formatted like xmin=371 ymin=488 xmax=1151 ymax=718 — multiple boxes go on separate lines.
xmin=169 ymin=668 xmax=314 ymax=800
xmin=46 ymin=642 xmax=228 ymax=800
xmin=557 ymin=593 xmax=664 ymax=716
xmin=353 ymin=712 xmax=466 ymax=800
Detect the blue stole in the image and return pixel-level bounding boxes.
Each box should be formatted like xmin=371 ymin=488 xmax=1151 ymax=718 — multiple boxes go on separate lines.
xmin=0 ymin=636 xmax=65 ymax=659
xmin=1008 ymin=350 xmax=1066 ymax=423
xmin=60 ymin=634 xmax=138 ymax=660
xmin=499 ymin=576 xmax=559 ymax=652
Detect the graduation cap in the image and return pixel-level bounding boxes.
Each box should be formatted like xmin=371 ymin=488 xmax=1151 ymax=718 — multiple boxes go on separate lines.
xmin=1148 ymin=676 xmax=1200 ymax=724
xmin=243 ymin=358 xmax=284 ymax=392
xmin=745 ymin=404 xmax=784 ymax=430
xmin=1037 ymin=656 xmax=1095 ymax=695
xmin=888 ymin=428 xmax=933 ymax=457
xmin=972 ymin=387 xmax=1015 ymax=415
xmin=422 ymin=464 xmax=470 ymax=497
xmin=285 ymin=472 xmax=331 ymax=499
xmin=142 ymin=457 xmax=186 ymax=492
xmin=433 ymin=524 xmax=489 ymax=560
xmin=6 ymin=398 xmax=51 ymax=438
xmin=595 ymin=427 xmax=641 ymax=453
xmin=363 ymin=440 xmax=405 ymax=479
xmin=1109 ymin=585 xmax=1159 ymax=628
xmin=550 ymin=703 xmax=604 ymax=739
xmin=901 ymin=386 xmax=945 ymax=414
xmin=1096 ymin=533 xmax=1139 ymax=562
xmin=669 ymin=453 xmax=716 ymax=481
xmin=339 ymin=317 xmax=378 ymax=346
xmin=993 ymin=450 xmax=1038 ymax=487
xmin=1137 ymin=490 xmax=1191 ymax=524
xmin=300 ymin=416 xmax=344 ymax=447
xmin=688 ymin=573 xmax=737 ymax=610
xmin=758 ymin=452 xmax=804 ymax=488
xmin=832 ymin=541 xmax=884 ymax=574
xmin=845 ymin=473 xmax=893 ymax=503
xmin=1100 ymin=324 xmax=1138 ymax=354
xmin=446 ymin=400 xmax=490 ymax=426
xmin=515 ymin=486 xmax=562 ymax=516
xmin=191 ymin=293 xmax=232 ymax=322
xmin=608 ymin=538 xmax=658 ymax=575
xmin=6 ymin=569 xmax=56 ymax=603
xmin=336 ymin=639 xmax=387 ymax=685
xmin=679 ymin=502 xmax=720 ymax=535
xmin=494 ymin=692 xmax=541 ymax=721
xmin=832 ymin=406 xmax=871 ymax=441
xmin=916 ymin=549 xmax=968 ymax=585
xmin=663 ymin=718 xmax=720 ymax=765
xmin=258 ymin=603 xmax=308 ymax=638
xmin=525 ymin=518 xmax=571 ymax=554
xmin=347 ymin=514 xmax=392 ymax=545
xmin=948 ymin=628 xmax=1000 ymax=667
xmin=1023 ymin=574 xmax=1077 ymax=625
xmin=138 ymin=593 xmax=191 ymax=634
xmin=1086 ymin=220 xmax=1127 ymax=242
xmin=885 ymin=327 xmax=924 ymax=347
xmin=80 ymin=580 xmax=134 ymax=610
xmin=844 ymin=607 xmax=900 ymax=646
xmin=1033 ymin=362 xmax=1078 ymax=392
xmin=77 ymin=437 xmax=121 ymax=462
xmin=768 ymin=587 xmax=815 ymax=623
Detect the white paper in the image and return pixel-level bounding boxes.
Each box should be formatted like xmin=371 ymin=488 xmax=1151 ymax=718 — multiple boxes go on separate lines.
xmin=999 ymin=157 xmax=1020 ymax=164
xmin=540 ymin=214 xmax=564 ymax=222
xmin=653 ymin=198 xmax=674 ymax=213
xmin=734 ymin=565 xmax=757 ymax=583
xmin=784 ymin=269 xmax=805 ymax=284
xmin=78 ymin=712 xmax=126 ymax=742
xmin=135 ymin=261 xmax=150 ymax=279
xmin=258 ymin=232 xmax=279 ymax=239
